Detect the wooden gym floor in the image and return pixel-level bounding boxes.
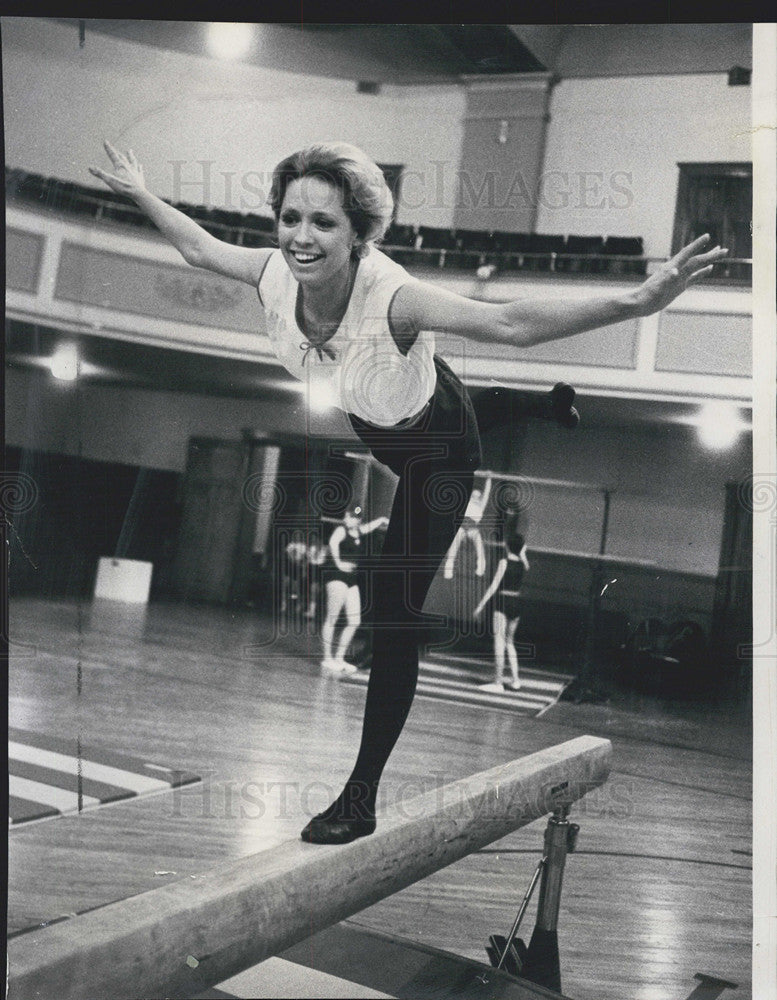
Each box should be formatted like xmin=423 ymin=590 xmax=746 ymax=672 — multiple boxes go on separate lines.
xmin=7 ymin=597 xmax=752 ymax=1000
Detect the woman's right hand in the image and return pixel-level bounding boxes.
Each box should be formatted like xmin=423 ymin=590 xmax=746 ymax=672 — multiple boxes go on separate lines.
xmin=89 ymin=140 xmax=147 ymax=200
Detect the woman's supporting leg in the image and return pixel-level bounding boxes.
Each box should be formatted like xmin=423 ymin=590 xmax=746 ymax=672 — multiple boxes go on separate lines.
xmin=301 ymin=355 xmax=481 ymax=844
xmin=334 ymin=585 xmax=361 ymax=664
xmin=348 ymin=460 xmax=473 ymax=813
xmin=302 ymin=457 xmax=474 ymax=842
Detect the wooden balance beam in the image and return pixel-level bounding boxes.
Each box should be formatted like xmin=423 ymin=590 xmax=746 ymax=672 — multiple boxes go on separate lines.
xmin=8 ymin=735 xmax=611 ymax=1000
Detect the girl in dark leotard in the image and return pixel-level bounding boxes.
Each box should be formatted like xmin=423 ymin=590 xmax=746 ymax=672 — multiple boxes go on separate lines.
xmin=92 ymin=138 xmax=725 ymax=844
xmin=321 ymin=508 xmax=388 ymax=673
xmin=474 ymin=532 xmax=530 ymax=692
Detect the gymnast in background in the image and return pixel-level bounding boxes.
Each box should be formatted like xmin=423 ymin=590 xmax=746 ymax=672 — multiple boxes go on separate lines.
xmin=321 ymin=507 xmax=389 ymax=674
xmin=279 ymin=530 xmax=309 ymax=620
xmin=443 ymin=475 xmax=492 ymax=579
xmin=280 ymin=529 xmax=327 ymax=622
xmin=303 ymin=530 xmax=327 ymax=621
xmin=474 ymin=525 xmax=530 ymax=692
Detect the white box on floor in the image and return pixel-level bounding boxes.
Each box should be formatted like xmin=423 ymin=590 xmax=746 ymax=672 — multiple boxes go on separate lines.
xmin=94 ymin=558 xmax=153 ymax=603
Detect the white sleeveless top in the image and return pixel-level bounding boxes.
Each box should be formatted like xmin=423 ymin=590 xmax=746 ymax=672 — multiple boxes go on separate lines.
xmin=257 ymin=248 xmax=436 ymax=427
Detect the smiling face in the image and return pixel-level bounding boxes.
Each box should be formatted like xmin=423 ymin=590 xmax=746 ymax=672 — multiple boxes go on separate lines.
xmin=278 ymin=174 xmax=359 ymax=291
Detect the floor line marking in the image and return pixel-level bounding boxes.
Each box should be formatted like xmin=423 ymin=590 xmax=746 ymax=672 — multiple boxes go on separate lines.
xmin=9 ymin=741 xmax=170 ymax=794
xmin=9 ymin=775 xmax=100 ymax=812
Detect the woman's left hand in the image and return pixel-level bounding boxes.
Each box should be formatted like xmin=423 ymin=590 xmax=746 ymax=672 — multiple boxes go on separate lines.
xmin=632 ymin=234 xmax=728 ymax=316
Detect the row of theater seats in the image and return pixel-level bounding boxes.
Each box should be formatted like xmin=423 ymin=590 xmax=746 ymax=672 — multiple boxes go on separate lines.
xmin=6 ymin=168 xmax=646 ymax=274
xmin=382 ymin=222 xmax=648 ymax=275
xmin=5 ymin=168 xmax=277 ymax=247
xmin=8 ymin=168 xmax=746 ymax=281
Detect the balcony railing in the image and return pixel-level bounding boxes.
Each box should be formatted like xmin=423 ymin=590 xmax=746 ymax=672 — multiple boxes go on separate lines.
xmin=5 ymin=167 xmax=752 ymax=283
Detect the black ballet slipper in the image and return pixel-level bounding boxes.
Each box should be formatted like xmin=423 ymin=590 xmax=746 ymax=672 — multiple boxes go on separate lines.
xmin=300 ymin=813 xmax=376 ymax=844
xmin=471 ymin=384 xmax=579 ymax=432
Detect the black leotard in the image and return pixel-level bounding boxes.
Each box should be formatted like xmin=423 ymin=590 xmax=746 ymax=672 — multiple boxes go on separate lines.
xmin=496 ymin=556 xmax=525 ymax=619
xmin=325 ymin=529 xmax=364 ymax=586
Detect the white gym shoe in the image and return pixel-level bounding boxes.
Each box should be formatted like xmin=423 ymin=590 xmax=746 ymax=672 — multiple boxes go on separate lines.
xmin=321 ymin=657 xmax=341 ymax=671
xmin=335 ymin=658 xmax=359 ymax=675
xmin=479 ymin=681 xmax=505 ymax=693
xmin=507 ymin=680 xmax=522 ymax=691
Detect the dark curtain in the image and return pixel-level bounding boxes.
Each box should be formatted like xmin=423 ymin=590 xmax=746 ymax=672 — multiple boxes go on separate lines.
xmin=711 ymin=480 xmax=753 ymax=677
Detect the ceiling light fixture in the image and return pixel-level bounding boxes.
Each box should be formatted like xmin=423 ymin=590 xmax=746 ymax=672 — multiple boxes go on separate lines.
xmin=696 ymin=402 xmax=748 ymax=450
xmin=206 ymin=22 xmax=254 ymax=61
xmin=50 ymin=343 xmax=79 ymax=382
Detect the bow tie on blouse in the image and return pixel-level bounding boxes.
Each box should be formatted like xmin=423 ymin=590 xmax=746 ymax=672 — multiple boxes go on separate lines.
xmin=300 ymin=341 xmax=338 ymax=365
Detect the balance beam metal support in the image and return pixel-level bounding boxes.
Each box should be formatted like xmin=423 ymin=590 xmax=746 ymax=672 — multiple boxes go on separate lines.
xmin=8 ymin=735 xmax=611 ymax=1000
xmin=536 ymin=812 xmax=574 ymax=932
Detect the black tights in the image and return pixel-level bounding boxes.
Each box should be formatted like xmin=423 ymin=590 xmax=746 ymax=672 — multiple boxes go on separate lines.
xmin=316 ymin=373 xmax=579 ymax=824
xmin=324 ymin=356 xmax=480 ymax=823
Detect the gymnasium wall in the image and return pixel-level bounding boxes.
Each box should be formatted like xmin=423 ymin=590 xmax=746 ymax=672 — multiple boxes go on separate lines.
xmin=519 ymin=419 xmax=751 ymax=576
xmin=3 ymin=19 xmax=752 ymax=624
xmin=535 ymin=74 xmax=751 ymax=256
xmin=4 ymin=368 xmax=344 ymax=472
xmin=5 ymin=366 xmax=750 ymax=577
xmin=0 ymin=17 xmax=465 ymax=230
xmin=2 ymin=18 xmax=750 ymax=240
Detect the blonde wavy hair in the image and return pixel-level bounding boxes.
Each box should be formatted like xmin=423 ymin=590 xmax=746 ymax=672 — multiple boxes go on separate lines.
xmin=268 ymin=142 xmax=394 ymax=256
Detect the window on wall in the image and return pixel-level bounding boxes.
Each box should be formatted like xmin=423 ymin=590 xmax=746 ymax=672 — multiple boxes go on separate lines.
xmin=672 ymin=163 xmax=752 ymax=281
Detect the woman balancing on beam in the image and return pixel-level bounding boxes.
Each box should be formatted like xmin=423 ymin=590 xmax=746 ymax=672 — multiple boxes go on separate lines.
xmin=91 ymin=140 xmax=727 ymax=845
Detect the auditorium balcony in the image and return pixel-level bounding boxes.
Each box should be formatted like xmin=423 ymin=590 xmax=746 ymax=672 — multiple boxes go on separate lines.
xmin=6 ymin=167 xmax=751 ymax=411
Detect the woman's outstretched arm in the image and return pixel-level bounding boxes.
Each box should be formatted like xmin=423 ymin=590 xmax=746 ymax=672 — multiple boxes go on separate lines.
xmin=89 ymin=141 xmax=271 ymax=286
xmin=392 ymin=234 xmax=728 ymax=348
